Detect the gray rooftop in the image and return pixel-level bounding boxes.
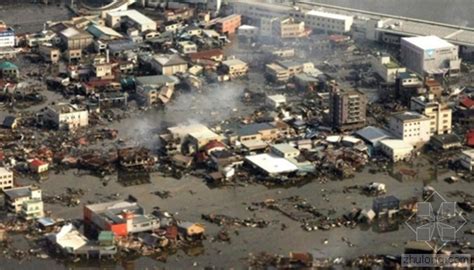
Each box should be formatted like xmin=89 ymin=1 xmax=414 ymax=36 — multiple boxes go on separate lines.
xmin=4 ymin=187 xmax=31 ymax=200
xmin=236 ymin=122 xmax=275 ymax=137
xmin=431 ymin=134 xmax=461 ymax=145
xmin=392 ymin=111 xmax=427 ymax=122
xmin=135 ymin=75 xmax=179 ymax=87
xmin=355 ymin=126 xmax=393 ymax=146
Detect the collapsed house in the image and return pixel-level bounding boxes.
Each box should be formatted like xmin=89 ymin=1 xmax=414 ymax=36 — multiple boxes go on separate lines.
xmin=160 ymin=123 xmax=222 ymax=154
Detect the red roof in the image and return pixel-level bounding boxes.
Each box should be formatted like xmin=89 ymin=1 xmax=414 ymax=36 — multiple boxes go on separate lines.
xmin=30 ymin=159 xmax=47 ymax=167
xmin=189 ymin=49 xmax=223 ymax=61
xmin=460 ymin=97 xmax=474 ymax=109
xmin=467 ymin=130 xmax=474 ymax=146
xmin=84 ymin=79 xmax=117 ymax=89
xmin=203 ymin=140 xmax=226 ymax=152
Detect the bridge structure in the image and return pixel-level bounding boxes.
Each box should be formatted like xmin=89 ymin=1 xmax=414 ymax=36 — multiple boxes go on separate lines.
xmin=69 ymin=0 xmax=137 ymax=16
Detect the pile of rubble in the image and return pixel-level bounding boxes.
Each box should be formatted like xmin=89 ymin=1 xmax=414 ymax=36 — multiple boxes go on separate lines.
xmin=247 ymin=252 xmax=399 ymax=268
xmin=253 ymin=196 xmax=364 ymax=232
xmin=201 ymin=214 xmax=270 ymax=228
xmin=43 ymin=188 xmax=85 ymax=207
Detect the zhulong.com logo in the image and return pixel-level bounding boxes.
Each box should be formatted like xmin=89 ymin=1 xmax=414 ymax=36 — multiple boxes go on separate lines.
xmin=405 ymin=189 xmax=467 ymax=253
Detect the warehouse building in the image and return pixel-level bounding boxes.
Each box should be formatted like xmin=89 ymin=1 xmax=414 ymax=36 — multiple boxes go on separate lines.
xmin=84 ymin=200 xmax=160 ymax=237
xmin=59 ymin=27 xmax=93 ymax=50
xmin=401 ymin=36 xmax=461 ymax=77
xmin=245 ymin=153 xmax=298 ymax=176
xmin=380 ymin=139 xmax=413 ymax=162
xmin=304 ymin=10 xmax=353 ymax=34
xmin=106 ymin=10 xmax=157 ymax=32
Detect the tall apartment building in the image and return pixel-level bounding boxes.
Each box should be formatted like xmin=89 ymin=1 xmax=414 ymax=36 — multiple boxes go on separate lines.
xmin=329 ymin=87 xmax=367 ymax=131
xmin=0 ymin=167 xmax=13 ymax=191
xmin=215 ymin=14 xmax=241 ymax=35
xmin=410 ymin=95 xmax=452 ymax=135
xmin=388 ymin=111 xmax=431 ymax=147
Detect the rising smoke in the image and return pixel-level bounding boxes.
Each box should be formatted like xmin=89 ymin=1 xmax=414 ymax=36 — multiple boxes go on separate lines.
xmin=117 ymin=82 xmax=246 ymax=148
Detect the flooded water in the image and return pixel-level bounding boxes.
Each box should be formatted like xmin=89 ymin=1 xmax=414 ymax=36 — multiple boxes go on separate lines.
xmin=314 ymin=0 xmax=474 ymax=26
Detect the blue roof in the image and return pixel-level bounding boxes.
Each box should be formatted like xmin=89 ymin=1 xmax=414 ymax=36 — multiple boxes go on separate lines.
xmin=0 ymin=61 xmax=17 ymax=70
xmin=37 ymin=217 xmax=55 ymax=227
xmin=237 ymin=122 xmax=275 ymax=136
xmin=355 ymin=126 xmax=393 ymax=147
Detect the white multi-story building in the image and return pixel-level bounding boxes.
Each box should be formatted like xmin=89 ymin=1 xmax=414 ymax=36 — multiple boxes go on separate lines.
xmin=401 ymin=36 xmax=461 ymax=77
xmin=21 ymin=199 xmax=44 ymax=220
xmin=380 ymin=139 xmax=414 ymax=162
xmin=371 ymin=55 xmax=406 ymax=83
xmin=231 ymin=0 xmax=294 ymax=21
xmin=4 ymin=186 xmax=42 ymax=213
xmin=41 ymin=103 xmax=89 ymax=130
xmin=0 ymin=167 xmax=13 ymax=191
xmin=0 ymin=21 xmax=15 ymax=48
xmin=388 ymin=111 xmax=431 ymax=146
xmin=410 ymin=95 xmax=452 ymax=135
xmin=304 ymin=10 xmax=353 ymax=34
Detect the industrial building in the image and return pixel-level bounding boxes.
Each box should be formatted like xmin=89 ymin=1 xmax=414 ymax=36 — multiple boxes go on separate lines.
xmin=59 ymin=27 xmax=94 ymax=50
xmin=401 ymin=36 xmax=461 ymax=77
xmin=304 ymin=10 xmax=353 ymax=34
xmin=245 ymin=153 xmax=298 ymax=176
xmin=355 ymin=126 xmax=393 ymax=150
xmin=106 ymin=10 xmax=157 ymax=32
xmin=84 ymin=200 xmax=160 ymax=237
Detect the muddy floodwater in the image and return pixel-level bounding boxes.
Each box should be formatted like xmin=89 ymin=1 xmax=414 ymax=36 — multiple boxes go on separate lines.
xmin=4 ymin=162 xmax=473 ymax=269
